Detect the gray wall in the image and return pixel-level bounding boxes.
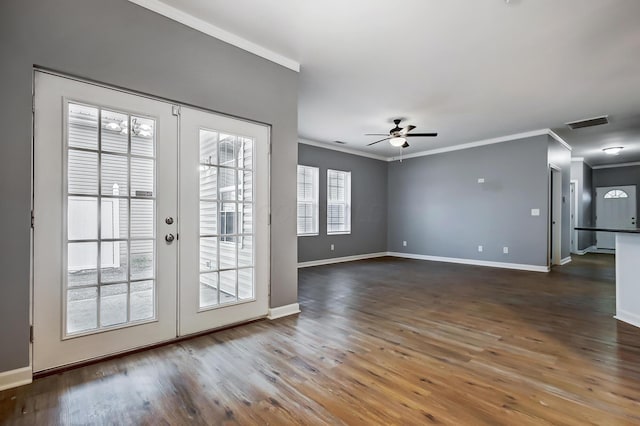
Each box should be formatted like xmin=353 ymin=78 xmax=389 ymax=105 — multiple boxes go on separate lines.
xmin=0 ymin=0 xmax=298 ymax=373
xmin=570 ymin=161 xmax=595 ymax=249
xmin=547 ymin=136 xmax=572 ymax=260
xmin=593 ymin=165 xmax=640 ymax=220
xmin=298 ymin=144 xmax=387 ymax=262
xmin=387 ymin=136 xmax=550 ymax=266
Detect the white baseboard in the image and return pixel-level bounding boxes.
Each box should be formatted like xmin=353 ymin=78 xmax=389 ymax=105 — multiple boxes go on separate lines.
xmin=615 ymin=310 xmax=640 ymax=329
xmin=560 ymin=256 xmax=572 ymax=265
xmin=267 ymin=303 xmax=301 ymax=320
xmin=592 ymin=248 xmax=615 ymax=254
xmin=0 ymin=366 xmax=32 ymax=392
xmin=387 ymin=252 xmax=550 ymax=273
xmin=298 ymin=252 xmax=387 ymax=268
xmin=575 ymin=245 xmax=596 ymax=255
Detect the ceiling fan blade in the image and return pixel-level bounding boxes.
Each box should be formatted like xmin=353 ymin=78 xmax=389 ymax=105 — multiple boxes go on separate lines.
xmin=405 ymin=132 xmax=438 ymax=137
xmin=366 ymin=137 xmax=391 ymax=146
xmin=401 ymin=125 xmax=416 ymax=135
xmin=364 ymin=133 xmax=390 ymax=136
xmin=401 ymin=141 xmax=410 ymax=148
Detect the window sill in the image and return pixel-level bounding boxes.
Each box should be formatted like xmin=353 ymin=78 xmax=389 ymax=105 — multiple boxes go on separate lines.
xmin=298 ymin=233 xmax=319 ymax=237
xmin=327 ymin=231 xmax=351 ymax=236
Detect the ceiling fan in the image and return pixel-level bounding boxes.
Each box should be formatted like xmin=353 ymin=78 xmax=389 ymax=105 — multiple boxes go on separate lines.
xmin=366 ymin=119 xmax=437 ymax=148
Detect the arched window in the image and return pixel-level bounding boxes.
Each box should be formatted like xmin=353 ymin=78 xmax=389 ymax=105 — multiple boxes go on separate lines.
xmin=604 ymin=189 xmax=629 ymax=199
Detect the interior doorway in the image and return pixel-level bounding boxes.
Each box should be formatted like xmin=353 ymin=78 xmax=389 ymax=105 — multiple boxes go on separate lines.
xmin=550 ymin=166 xmax=562 ymax=266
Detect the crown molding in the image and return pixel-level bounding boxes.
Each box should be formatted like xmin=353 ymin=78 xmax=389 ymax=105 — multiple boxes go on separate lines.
xmin=127 ymin=0 xmax=300 ymax=72
xmin=592 ymin=161 xmax=640 ymax=170
xmin=386 ymin=129 xmax=568 ymax=162
xmin=570 ymin=157 xmax=594 ymax=168
xmin=298 ymin=139 xmax=388 ymax=161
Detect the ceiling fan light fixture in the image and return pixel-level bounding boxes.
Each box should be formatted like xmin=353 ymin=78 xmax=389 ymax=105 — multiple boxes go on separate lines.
xmin=603 ymin=146 xmax=623 ymax=155
xmin=389 ymin=137 xmax=406 ymax=147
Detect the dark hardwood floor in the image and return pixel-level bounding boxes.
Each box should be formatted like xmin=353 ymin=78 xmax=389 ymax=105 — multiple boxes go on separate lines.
xmin=2 ymin=254 xmax=640 ymax=425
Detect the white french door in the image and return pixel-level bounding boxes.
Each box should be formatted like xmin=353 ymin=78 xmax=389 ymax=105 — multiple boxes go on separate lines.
xmin=178 ymin=107 xmax=270 ymax=335
xmin=33 ymin=71 xmax=270 ymax=372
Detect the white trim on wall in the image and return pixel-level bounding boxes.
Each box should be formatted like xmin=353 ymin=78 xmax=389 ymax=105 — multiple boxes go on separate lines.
xmin=267 ymin=303 xmax=301 ymax=320
xmin=299 ymin=129 xmax=572 ymax=163
xmin=592 ymin=161 xmax=640 ymax=170
xmin=299 ymin=139 xmax=388 ymax=161
xmin=0 ymin=366 xmax=32 ymax=392
xmin=127 ymin=0 xmax=300 ymax=72
xmin=561 ymin=256 xmax=572 ymax=265
xmin=615 ymin=310 xmax=640 ymax=329
xmin=387 ymin=252 xmax=550 ymax=272
xmin=298 ymin=252 xmax=387 ymax=268
xmin=575 ymin=245 xmax=597 ymax=255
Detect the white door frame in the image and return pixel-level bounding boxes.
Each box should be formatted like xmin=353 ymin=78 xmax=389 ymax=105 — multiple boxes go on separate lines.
xmin=570 ymin=180 xmax=579 ymax=254
xmin=549 ymin=165 xmax=562 ymax=266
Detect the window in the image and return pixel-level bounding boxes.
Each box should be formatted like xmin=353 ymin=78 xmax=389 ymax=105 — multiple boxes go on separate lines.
xmin=604 ymin=189 xmax=629 ymax=199
xmin=327 ymin=169 xmax=351 ymax=235
xmin=297 ymin=165 xmax=319 ymax=235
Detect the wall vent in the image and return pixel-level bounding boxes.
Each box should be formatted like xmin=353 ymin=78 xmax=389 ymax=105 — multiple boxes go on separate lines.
xmin=565 ymin=115 xmax=609 ymax=130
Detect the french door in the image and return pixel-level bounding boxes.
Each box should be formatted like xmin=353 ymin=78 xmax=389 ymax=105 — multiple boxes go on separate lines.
xmin=33 ymin=71 xmax=269 ymax=372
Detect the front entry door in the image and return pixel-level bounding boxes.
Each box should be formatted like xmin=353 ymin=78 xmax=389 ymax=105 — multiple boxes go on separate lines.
xmin=596 ymin=185 xmax=637 ymax=250
xmin=33 ymin=71 xmax=178 ymax=372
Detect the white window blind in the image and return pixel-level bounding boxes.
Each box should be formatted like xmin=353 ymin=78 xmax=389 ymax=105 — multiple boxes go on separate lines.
xmin=297 ymin=165 xmax=319 ymax=235
xmin=327 ymin=169 xmax=351 ymax=235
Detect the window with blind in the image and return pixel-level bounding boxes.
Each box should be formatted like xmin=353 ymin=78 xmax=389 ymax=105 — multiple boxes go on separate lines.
xmin=327 ymin=169 xmax=351 ymax=235
xmin=297 ymin=165 xmax=319 ymax=236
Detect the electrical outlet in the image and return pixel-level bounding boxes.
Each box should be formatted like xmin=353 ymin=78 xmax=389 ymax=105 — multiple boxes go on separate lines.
xmin=531 ymin=208 xmax=540 ymax=216
xmin=477 ymin=178 xmax=485 ymax=184
xmin=478 ymin=245 xmax=483 ymax=252
xmin=330 ymin=244 xmax=335 ymax=251
xmin=503 ymin=247 xmax=509 ymax=254
xmin=403 ymin=241 xmax=407 ymax=247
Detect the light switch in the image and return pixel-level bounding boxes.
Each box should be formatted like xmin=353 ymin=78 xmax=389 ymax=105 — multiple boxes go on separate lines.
xmin=477 ymin=178 xmax=485 ymax=184
xmin=531 ymin=209 xmax=540 ymax=216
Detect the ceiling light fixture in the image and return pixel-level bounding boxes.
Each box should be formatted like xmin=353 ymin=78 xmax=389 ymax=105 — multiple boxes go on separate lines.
xmin=603 ymin=146 xmax=623 ymax=155
xmin=389 ymin=137 xmax=407 ymax=147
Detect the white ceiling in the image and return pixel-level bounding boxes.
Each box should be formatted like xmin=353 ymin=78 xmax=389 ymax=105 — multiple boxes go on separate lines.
xmin=149 ymin=0 xmax=640 ymax=164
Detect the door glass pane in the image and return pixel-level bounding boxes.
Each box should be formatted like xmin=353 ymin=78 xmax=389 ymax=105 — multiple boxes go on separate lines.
xmin=68 ymin=103 xmax=98 ymax=150
xmin=65 ymin=102 xmax=157 ymax=336
xmin=238 ymin=268 xmax=253 ymax=300
xmin=200 ymin=273 xmax=219 ymax=308
xmin=131 ymin=199 xmax=154 ymax=238
xmin=101 ymin=110 xmax=129 ymax=153
xmin=130 ymin=240 xmax=154 ymax=280
xmin=68 ymin=197 xmax=98 ymax=240
xmin=68 ymin=242 xmax=97 ymax=287
xmin=219 ymin=270 xmax=237 ymax=304
xmin=130 ymin=280 xmax=154 ymax=321
xmin=131 ymin=116 xmax=155 ymax=157
xmin=100 ymin=284 xmax=128 ymax=327
xmin=198 ymin=129 xmax=255 ymax=309
xmin=67 ymin=287 xmax=98 ymax=334
xmin=68 ymin=150 xmax=98 ymax=195
xmin=101 ymin=198 xmax=128 ymax=239
xmin=101 ymin=241 xmax=128 ymax=283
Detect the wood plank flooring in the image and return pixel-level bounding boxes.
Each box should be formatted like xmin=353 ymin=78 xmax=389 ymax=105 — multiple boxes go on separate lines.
xmin=2 ymin=254 xmax=640 ymax=425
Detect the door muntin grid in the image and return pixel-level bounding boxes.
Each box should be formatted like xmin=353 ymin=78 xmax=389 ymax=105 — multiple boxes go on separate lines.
xmin=199 ymin=129 xmax=255 ymax=310
xmin=63 ymin=101 xmax=158 ymax=338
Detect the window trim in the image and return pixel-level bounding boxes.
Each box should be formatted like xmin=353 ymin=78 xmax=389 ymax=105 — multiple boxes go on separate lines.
xmin=297 ymin=165 xmax=319 ymax=236
xmin=326 ymin=168 xmax=351 ymax=235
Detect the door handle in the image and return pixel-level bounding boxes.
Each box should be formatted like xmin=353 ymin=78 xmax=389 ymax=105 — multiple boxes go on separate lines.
xmin=165 ymin=234 xmax=175 ymax=243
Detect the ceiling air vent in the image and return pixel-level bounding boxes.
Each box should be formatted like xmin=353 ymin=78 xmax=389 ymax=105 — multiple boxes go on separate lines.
xmin=565 ymin=115 xmax=609 ymax=130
